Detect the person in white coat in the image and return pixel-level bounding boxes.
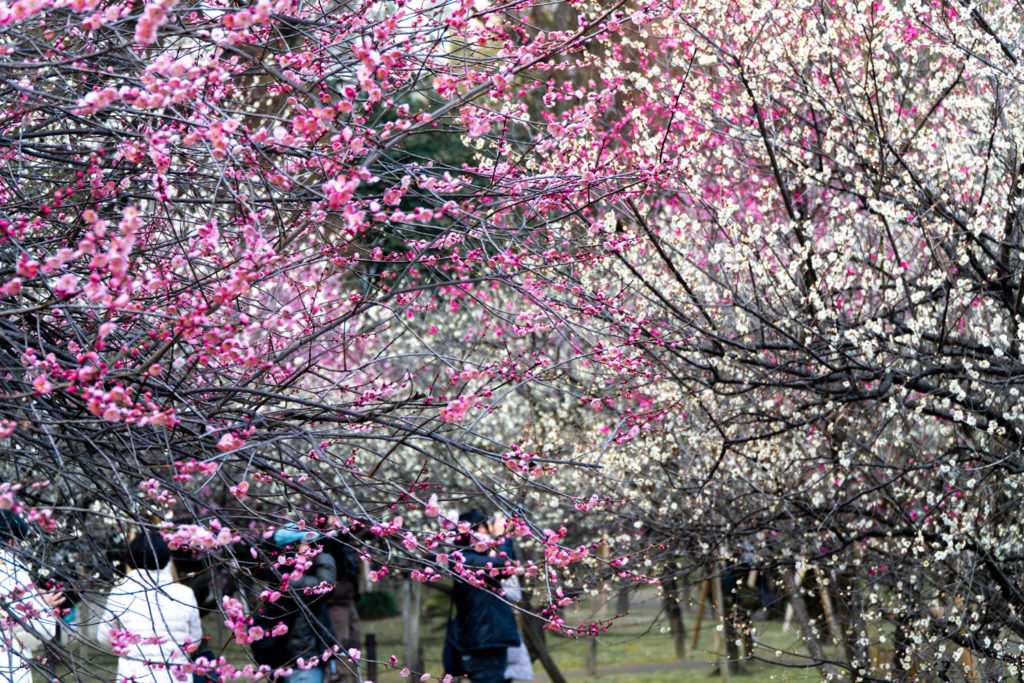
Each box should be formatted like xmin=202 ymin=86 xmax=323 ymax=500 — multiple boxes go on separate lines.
xmin=97 ymin=531 xmax=203 ymax=683
xmin=0 ymin=510 xmax=61 ymax=683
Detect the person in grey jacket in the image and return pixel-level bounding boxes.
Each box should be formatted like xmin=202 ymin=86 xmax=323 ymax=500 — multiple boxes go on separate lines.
xmin=274 ymin=525 xmax=338 ymax=683
xmin=318 ymin=517 xmax=361 ymax=683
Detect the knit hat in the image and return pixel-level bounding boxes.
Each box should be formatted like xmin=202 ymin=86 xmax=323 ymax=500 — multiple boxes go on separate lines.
xmin=125 ymin=531 xmax=171 ymax=570
xmin=458 ymin=510 xmax=488 ymax=527
xmin=274 ymin=523 xmax=321 ymax=547
xmin=0 ymin=510 xmax=28 ymax=542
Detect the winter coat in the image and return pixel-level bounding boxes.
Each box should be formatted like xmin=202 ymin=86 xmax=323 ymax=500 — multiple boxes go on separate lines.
xmin=97 ymin=566 xmax=202 ymax=683
xmin=0 ymin=549 xmax=57 ymax=683
xmin=281 ymin=552 xmax=338 ymax=665
xmin=447 ymin=539 xmax=521 ymax=654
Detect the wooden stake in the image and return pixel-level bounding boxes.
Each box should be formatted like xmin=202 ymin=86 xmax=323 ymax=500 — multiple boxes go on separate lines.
xmin=691 ymin=577 xmax=709 ymax=651
xmin=962 ymin=647 xmax=981 ymax=682
xmin=814 ymin=567 xmax=841 ymax=650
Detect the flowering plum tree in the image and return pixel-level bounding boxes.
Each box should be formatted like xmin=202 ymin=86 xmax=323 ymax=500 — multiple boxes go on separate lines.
xmin=3 ymin=0 xmax=1024 ymax=680
xmin=0 ymin=0 xmax=634 ymax=678
xmin=451 ymin=0 xmax=1024 ymax=679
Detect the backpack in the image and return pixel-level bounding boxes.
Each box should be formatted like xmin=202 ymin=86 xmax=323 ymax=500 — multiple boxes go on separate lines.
xmin=248 ymin=607 xmax=291 ymax=670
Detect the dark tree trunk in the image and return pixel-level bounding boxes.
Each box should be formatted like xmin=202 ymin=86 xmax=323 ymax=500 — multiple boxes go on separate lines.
xmin=781 ymin=568 xmax=841 ymax=681
xmin=662 ymin=568 xmax=686 ymax=660
xmin=520 ymin=610 xmax=569 ymax=683
xmin=616 ymin=587 xmax=630 ymax=616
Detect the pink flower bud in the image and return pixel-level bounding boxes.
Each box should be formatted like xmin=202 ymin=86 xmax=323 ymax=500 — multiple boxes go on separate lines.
xmin=425 ymin=494 xmax=440 ymax=517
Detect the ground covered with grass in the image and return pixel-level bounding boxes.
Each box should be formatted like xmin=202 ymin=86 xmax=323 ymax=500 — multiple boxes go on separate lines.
xmin=37 ymin=586 xmax=841 ymax=682
xmin=361 ymin=585 xmax=834 ymax=682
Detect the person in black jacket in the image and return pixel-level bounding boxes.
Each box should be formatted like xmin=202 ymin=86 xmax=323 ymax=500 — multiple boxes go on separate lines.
xmin=317 ymin=517 xmax=361 ymax=683
xmin=273 ymin=526 xmax=338 ymax=683
xmin=443 ymin=510 xmax=520 ymax=683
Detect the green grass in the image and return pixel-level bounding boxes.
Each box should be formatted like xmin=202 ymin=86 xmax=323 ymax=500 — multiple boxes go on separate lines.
xmin=359 ymin=588 xmax=833 ymax=682
xmin=33 ymin=610 xmax=251 ymax=682
xmin=35 ymin=588 xmax=839 ymax=682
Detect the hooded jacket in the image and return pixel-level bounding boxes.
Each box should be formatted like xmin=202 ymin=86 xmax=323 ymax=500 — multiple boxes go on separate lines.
xmin=280 ymin=551 xmax=338 ymax=665
xmin=97 ymin=565 xmax=202 ymax=683
xmin=0 ymin=548 xmax=57 ymax=683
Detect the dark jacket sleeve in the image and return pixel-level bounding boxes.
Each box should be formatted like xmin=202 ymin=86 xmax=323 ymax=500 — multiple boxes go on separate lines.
xmin=290 ymin=553 xmax=338 ymax=605
xmin=283 ymin=553 xmax=339 ymax=661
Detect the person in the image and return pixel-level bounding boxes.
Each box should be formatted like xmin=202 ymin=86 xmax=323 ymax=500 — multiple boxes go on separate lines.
xmin=0 ymin=510 xmax=61 ymax=683
xmin=97 ymin=531 xmax=203 ymax=683
xmin=245 ymin=538 xmax=292 ymax=673
xmin=318 ymin=517 xmax=361 ymax=683
xmin=443 ymin=510 xmax=521 ymax=683
xmin=273 ymin=524 xmax=338 ymax=683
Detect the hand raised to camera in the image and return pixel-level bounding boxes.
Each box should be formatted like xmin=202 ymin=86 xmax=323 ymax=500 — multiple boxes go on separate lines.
xmin=42 ymin=592 xmax=65 ymax=608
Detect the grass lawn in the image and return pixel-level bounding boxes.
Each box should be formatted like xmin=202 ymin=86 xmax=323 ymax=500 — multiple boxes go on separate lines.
xmin=35 ymin=587 xmax=840 ymax=682
xmin=358 ymin=586 xmax=834 ymax=682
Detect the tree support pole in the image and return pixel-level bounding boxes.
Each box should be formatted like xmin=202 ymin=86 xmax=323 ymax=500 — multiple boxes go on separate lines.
xmin=691 ymin=575 xmax=709 ymax=651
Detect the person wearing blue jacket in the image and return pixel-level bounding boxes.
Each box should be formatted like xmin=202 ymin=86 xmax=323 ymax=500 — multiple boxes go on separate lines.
xmin=443 ymin=510 xmax=520 ymax=683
